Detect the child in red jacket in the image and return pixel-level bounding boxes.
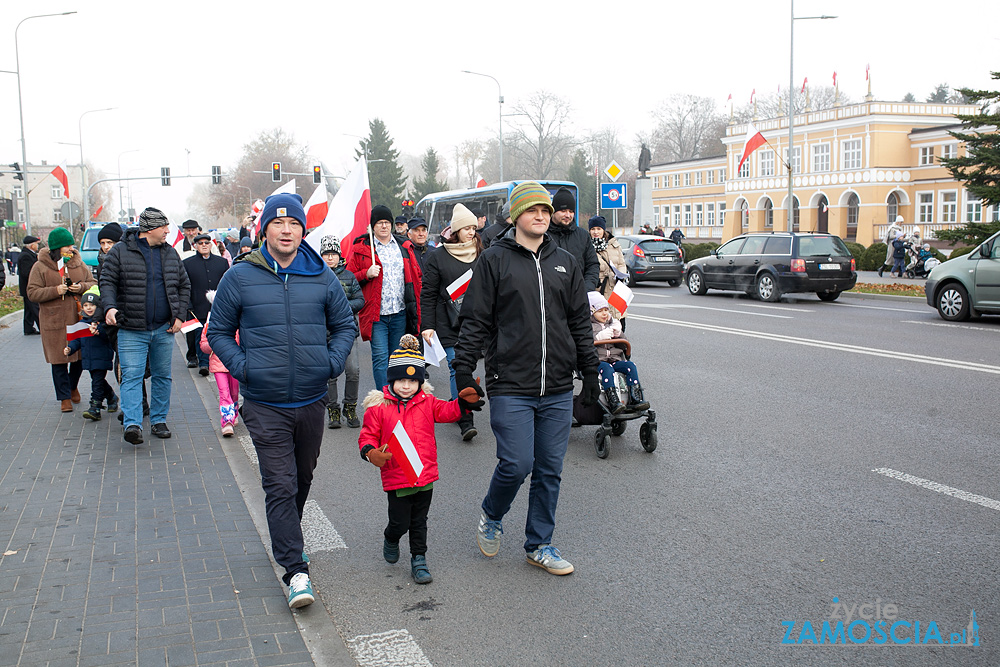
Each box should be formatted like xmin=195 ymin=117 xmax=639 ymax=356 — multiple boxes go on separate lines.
xmin=359 ymin=334 xmax=482 ymax=584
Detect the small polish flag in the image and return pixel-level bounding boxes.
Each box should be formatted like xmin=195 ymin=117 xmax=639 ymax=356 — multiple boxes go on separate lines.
xmin=66 ymin=321 xmax=94 ymax=342
xmin=304 ymin=184 xmax=329 ymax=230
xmin=476 ymin=178 xmax=487 ymax=188
xmin=51 ymin=162 xmax=70 ymax=198
xmin=56 ymin=256 xmax=66 ymax=278
xmin=607 ymin=281 xmax=635 ymax=316
xmin=386 ymin=421 xmax=424 ymax=485
xmin=801 ymin=77 xmax=808 ymax=94
xmin=91 ymin=205 xmax=104 ymax=219
xmin=179 ymin=318 xmax=203 ymax=334
xmin=727 ymin=93 xmax=732 ymax=102
xmin=737 ymin=123 xmax=767 ymax=174
xmin=446 ymin=269 xmax=473 ymax=301
xmin=750 ymin=88 xmax=756 ymax=104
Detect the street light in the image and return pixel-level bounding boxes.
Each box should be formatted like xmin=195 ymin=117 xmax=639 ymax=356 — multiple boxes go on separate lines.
xmin=237 ymin=185 xmax=253 ymax=213
xmin=461 ymin=70 xmax=504 ymax=182
xmin=343 ymin=133 xmax=369 ymax=159
xmin=787 ymin=2 xmax=836 ymax=233
xmin=14 ymin=11 xmax=77 ymax=234
xmin=79 ymin=107 xmax=117 ymax=224
xmin=117 ymin=149 xmax=140 ymax=217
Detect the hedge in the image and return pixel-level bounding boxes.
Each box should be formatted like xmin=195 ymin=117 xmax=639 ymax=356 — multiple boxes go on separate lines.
xmin=684 ymin=242 xmax=719 ymax=262
xmin=948 ymin=245 xmax=975 ymax=259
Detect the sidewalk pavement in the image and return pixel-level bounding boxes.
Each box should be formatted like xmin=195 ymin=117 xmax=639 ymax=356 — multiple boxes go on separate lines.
xmin=0 ymin=314 xmax=347 ymax=666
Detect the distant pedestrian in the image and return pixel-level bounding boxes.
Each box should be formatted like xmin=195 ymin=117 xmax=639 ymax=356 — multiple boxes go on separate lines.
xmin=6 ymin=244 xmax=18 ymax=275
xmin=878 ymin=215 xmax=904 ymax=277
xmin=891 ymin=231 xmax=907 ymax=278
xmin=547 ymin=187 xmax=600 ymax=292
xmin=26 ymin=227 xmax=96 ymax=412
xmin=481 ymin=201 xmax=511 ymax=249
xmin=319 ymin=235 xmax=365 ymax=430
xmin=18 ymin=235 xmax=41 ymax=335
xmin=183 ymin=233 xmax=230 ymax=376
xmin=394 ymin=215 xmax=410 ymax=240
xmin=404 ymin=217 xmax=432 ymax=273
xmin=236 ymin=236 xmax=252 ymax=260
xmin=588 ymin=215 xmax=628 ymax=320
xmin=225 ymin=228 xmax=242 ymax=259
xmin=653 ymin=226 xmax=666 ymax=237
xmin=669 ymin=227 xmax=685 ymax=245
xmin=64 ymin=286 xmax=117 ymax=421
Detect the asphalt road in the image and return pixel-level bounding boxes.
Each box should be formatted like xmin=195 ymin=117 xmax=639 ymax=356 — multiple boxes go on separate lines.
xmin=303 ymin=281 xmax=1000 ymax=665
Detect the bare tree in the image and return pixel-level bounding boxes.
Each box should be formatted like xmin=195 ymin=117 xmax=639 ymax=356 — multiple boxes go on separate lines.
xmin=457 ymin=139 xmax=485 ymax=188
xmin=508 ymin=90 xmax=577 ymax=179
xmin=648 ymin=95 xmax=728 ymax=164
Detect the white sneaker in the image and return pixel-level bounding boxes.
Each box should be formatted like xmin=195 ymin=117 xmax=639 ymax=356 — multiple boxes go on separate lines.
xmin=287 ymin=572 xmax=314 ymax=609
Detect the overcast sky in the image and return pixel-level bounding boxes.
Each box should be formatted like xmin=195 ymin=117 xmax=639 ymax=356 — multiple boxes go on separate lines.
xmin=4 ymin=0 xmax=997 ymax=222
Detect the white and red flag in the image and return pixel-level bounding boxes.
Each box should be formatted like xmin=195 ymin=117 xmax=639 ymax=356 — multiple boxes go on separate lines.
xmin=166 ymin=220 xmax=184 ymax=248
xmin=66 ymin=321 xmax=94 ymax=342
xmin=385 ymin=421 xmax=424 ymax=485
xmin=727 ymin=93 xmax=732 ymax=102
xmin=446 ymin=269 xmax=473 ymax=301
xmin=304 ymin=184 xmax=329 ymax=231
xmin=51 ymin=162 xmax=70 ymax=198
xmin=179 ymin=318 xmax=202 ymax=334
xmin=750 ymin=88 xmax=756 ymax=104
xmin=475 ymin=178 xmax=487 ymax=188
xmin=91 ymin=205 xmax=104 ymax=219
xmin=304 ymin=155 xmax=372 ymax=263
xmin=801 ymin=77 xmax=808 ymax=93
xmin=737 ymin=123 xmax=767 ymax=174
xmin=56 ymin=257 xmax=66 ymax=278
xmin=832 ymin=71 xmax=838 ymax=86
xmin=607 ymin=280 xmax=635 ymax=316
xmin=254 ymin=182 xmax=297 ymax=238
xmin=865 ymin=63 xmax=870 ymax=81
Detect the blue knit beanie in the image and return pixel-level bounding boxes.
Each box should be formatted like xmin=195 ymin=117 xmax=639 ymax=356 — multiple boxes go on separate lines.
xmin=260 ymin=193 xmax=306 ymax=232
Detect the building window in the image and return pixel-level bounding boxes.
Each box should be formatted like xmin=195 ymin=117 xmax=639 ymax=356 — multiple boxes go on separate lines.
xmin=759 ymin=150 xmax=775 ymax=177
xmin=707 ymin=203 xmax=715 ymax=226
xmin=719 ymin=168 xmax=726 ymax=183
xmin=918 ymin=192 xmax=934 ymax=223
xmin=13 ymin=185 xmax=23 ymax=199
xmin=683 ymin=204 xmax=691 ymax=226
xmin=842 ymin=139 xmax=863 ymax=170
xmin=738 ymin=158 xmax=750 ymax=179
xmin=847 ymin=193 xmax=860 ymax=238
xmin=51 ymin=185 xmax=63 ymax=199
xmin=812 ymin=143 xmax=830 ymax=172
xmin=919 ymin=146 xmax=934 ymax=166
xmin=793 ymin=197 xmax=800 ymax=230
xmin=966 ymin=193 xmax=982 ymax=223
xmin=684 ymin=172 xmax=691 ymax=187
xmin=653 ymin=206 xmax=660 ymax=226
xmin=783 ymin=146 xmax=802 ymax=174
xmin=740 ymin=200 xmax=749 ymax=228
xmin=762 ymin=198 xmax=773 ymax=227
xmin=719 ymin=203 xmax=726 ymax=226
xmin=940 ymin=144 xmax=957 ymax=161
xmin=941 ymin=191 xmax=957 ymax=223
xmin=695 ymin=171 xmax=703 ymax=185
xmin=673 ymin=205 xmax=681 ymax=227
xmin=707 ymin=170 xmax=714 ymax=184
xmin=695 ymin=203 xmax=703 ymax=226
xmin=17 ymin=211 xmax=25 ymax=223
xmin=53 ymin=208 xmax=63 ymax=223
xmin=887 ymin=193 xmax=899 ymax=222
xmin=672 ymin=174 xmax=680 ymax=188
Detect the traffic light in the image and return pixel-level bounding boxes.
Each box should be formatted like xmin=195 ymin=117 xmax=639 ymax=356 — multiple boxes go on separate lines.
xmin=161 ymin=167 xmax=171 ymax=186
xmin=313 ymin=165 xmax=322 ymax=184
xmin=9 ymin=163 xmax=22 ymax=181
xmin=271 ymin=162 xmax=281 ymax=182
xmin=212 ymin=165 xmax=222 ymax=185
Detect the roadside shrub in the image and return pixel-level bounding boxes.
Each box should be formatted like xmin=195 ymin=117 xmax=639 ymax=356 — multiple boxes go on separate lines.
xmin=684 ymin=242 xmax=718 ymax=262
xmin=948 ymin=245 xmax=975 ymax=259
xmin=859 ymin=243 xmax=888 ymax=271
xmin=844 ymin=242 xmax=866 ymax=261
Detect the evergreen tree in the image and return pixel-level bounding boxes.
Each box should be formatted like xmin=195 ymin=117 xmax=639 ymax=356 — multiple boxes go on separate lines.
xmin=940 ymin=71 xmax=1000 ymax=212
xmin=926 ymin=83 xmax=951 ymax=103
xmin=412 ymin=148 xmax=449 ymax=202
xmin=566 ymin=149 xmax=597 ymax=219
xmin=902 ymin=92 xmax=916 ymax=103
xmin=359 ymin=118 xmax=406 ymax=212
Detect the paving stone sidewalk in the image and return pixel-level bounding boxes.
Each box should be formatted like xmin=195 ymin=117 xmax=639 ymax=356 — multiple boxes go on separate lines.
xmin=0 ymin=318 xmax=318 ymax=667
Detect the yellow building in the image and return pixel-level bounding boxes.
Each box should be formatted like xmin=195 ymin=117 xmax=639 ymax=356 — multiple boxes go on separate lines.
xmin=648 ymin=101 xmax=995 ymax=247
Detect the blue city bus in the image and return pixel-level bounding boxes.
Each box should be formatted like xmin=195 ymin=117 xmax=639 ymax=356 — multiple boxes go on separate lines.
xmin=414 ymin=180 xmax=579 ymax=240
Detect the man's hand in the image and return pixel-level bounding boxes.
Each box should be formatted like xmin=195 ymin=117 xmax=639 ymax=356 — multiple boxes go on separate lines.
xmin=166 ymin=318 xmax=184 ymax=333
xmin=581 ymin=372 xmax=600 ymax=406
xmin=367 ymin=448 xmax=392 ymax=468
xmin=105 ymin=308 xmax=118 ymax=326
xmin=366 ymin=264 xmax=381 ymax=279
xmin=456 ymin=371 xmax=485 ymax=411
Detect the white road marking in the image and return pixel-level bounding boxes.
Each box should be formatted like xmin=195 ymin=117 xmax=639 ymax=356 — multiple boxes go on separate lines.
xmin=347 ymin=629 xmax=432 ymax=667
xmin=631 ymin=303 xmax=792 ymax=319
xmin=629 ymin=313 xmax=1000 ymax=374
xmin=902 ymin=320 xmax=1000 ymax=333
xmin=632 ymin=291 xmax=675 ymax=299
xmin=238 ymin=435 xmax=259 ymax=468
xmin=742 ymin=303 xmax=815 ymax=312
xmin=830 ymin=301 xmax=927 ymax=314
xmin=873 ymin=468 xmax=1000 ymax=512
xmin=301 ymin=499 xmax=347 ymax=551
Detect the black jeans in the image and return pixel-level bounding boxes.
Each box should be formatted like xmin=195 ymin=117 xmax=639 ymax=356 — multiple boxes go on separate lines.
xmin=88 ymin=369 xmax=116 ymax=405
xmin=22 ymin=298 xmax=39 ymax=334
xmin=51 ymin=361 xmax=83 ymax=401
xmin=385 ymin=488 xmax=433 ymax=556
xmin=241 ymin=397 xmax=326 ymax=585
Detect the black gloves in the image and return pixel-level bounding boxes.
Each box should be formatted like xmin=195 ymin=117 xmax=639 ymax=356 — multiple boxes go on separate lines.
xmin=581 ymin=372 xmax=600 ymax=406
xmin=456 ymin=371 xmax=485 ymax=412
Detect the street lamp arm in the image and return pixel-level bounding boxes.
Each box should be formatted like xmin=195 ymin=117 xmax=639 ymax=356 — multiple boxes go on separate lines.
xmin=461 ymin=70 xmax=505 ymax=181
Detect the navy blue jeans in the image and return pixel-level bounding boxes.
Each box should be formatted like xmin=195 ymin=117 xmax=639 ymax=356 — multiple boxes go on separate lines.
xmin=482 ymin=391 xmax=573 ymax=551
xmin=598 ymin=360 xmax=640 ymax=388
xmin=370 ymin=311 xmax=405 ymax=391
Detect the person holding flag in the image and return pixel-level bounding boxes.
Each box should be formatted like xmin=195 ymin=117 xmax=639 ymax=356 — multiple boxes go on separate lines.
xmin=419 ymin=203 xmax=482 ymax=441
xmin=64 ymin=286 xmax=117 ymax=421
xmin=589 ymin=291 xmax=648 ymax=414
xmin=359 ymin=334 xmax=482 ymax=585
xmin=588 ymin=215 xmax=629 ymax=321
xmin=26 ymin=227 xmax=95 ymax=412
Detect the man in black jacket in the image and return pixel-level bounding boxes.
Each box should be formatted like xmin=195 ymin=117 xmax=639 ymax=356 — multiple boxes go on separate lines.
xmin=454 ymin=181 xmax=600 ymax=578
xmin=101 ymin=207 xmax=191 ymax=445
xmin=183 ymin=233 xmax=229 ymax=375
xmin=17 ymin=236 xmax=40 ymax=335
xmin=547 ymin=187 xmax=599 ymax=291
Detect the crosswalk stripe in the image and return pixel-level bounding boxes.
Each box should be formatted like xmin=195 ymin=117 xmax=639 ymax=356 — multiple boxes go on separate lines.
xmin=347 ymin=629 xmax=432 ymax=667
xmin=302 ymin=500 xmax=346 ymax=551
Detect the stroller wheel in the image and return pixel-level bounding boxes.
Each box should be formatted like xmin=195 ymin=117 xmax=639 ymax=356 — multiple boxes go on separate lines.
xmin=639 ymin=421 xmax=658 ymax=453
xmin=594 ymin=428 xmax=610 ymax=459
xmin=611 ymin=420 xmax=627 ymax=437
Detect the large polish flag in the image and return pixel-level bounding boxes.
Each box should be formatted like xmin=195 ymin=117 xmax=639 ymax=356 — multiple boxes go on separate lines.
xmin=51 ymin=163 xmax=70 ymax=198
xmin=66 ymin=321 xmax=94 ymax=342
xmin=385 ymin=421 xmax=424 ymax=485
xmin=304 ymin=155 xmax=372 ymax=263
xmin=737 ymin=123 xmax=766 ymax=173
xmin=304 ymin=184 xmax=329 ymax=231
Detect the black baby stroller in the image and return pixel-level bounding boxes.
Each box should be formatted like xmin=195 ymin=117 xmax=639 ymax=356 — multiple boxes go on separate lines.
xmin=573 ymin=339 xmax=657 ymax=459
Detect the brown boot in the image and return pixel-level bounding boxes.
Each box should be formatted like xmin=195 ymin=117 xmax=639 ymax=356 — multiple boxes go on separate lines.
xmin=61 ymin=399 xmax=73 ymax=412
xmin=71 ymin=389 xmax=81 ymax=403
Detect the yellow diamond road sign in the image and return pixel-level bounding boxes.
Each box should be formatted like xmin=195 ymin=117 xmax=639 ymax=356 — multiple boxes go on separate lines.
xmin=605 ymin=161 xmax=623 ymax=182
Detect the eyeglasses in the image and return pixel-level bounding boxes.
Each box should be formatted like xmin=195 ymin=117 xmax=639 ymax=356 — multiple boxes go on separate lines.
xmin=195 ymin=241 xmax=212 ymax=245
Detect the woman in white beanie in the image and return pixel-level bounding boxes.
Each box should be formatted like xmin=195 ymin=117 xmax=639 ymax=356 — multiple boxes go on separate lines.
xmin=879 ymin=215 xmax=905 ymax=277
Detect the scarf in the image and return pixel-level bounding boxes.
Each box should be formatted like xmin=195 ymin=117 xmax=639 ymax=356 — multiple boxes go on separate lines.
xmin=443 ymin=238 xmax=478 ymax=263
xmin=592 ymin=237 xmax=608 ymax=254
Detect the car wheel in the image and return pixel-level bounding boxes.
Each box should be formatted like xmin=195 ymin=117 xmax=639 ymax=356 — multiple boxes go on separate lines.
xmin=756 ymin=273 xmax=781 ymax=302
xmin=667 ymin=278 xmax=681 ymax=287
xmin=817 ymin=291 xmax=842 ymax=302
xmin=687 ymin=269 xmax=707 ymax=295
xmin=936 ymin=283 xmax=970 ymax=321
xmin=627 ymin=268 xmax=637 ymax=288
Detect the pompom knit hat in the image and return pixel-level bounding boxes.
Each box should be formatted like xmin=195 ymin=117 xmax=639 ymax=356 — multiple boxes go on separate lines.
xmin=508 ymin=181 xmax=554 ymax=223
xmin=320 ymin=235 xmax=341 ymax=255
xmin=386 ymin=334 xmax=426 ymax=384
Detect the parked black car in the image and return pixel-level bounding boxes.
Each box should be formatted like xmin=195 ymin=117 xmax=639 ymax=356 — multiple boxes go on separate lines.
xmin=617 ymin=235 xmax=684 ymax=287
xmin=684 ymin=232 xmax=857 ymax=302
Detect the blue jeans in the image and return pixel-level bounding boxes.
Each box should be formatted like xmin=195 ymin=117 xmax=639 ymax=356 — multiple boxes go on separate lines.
xmin=370 ymin=311 xmax=406 ymax=391
xmin=598 ymin=360 xmax=640 ymax=388
xmin=118 ymin=324 xmax=174 ymax=428
xmin=444 ymin=346 xmax=457 ymax=400
xmin=483 ymin=391 xmax=573 ymax=551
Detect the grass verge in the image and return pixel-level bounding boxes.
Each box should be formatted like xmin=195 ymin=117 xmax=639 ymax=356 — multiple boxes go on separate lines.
xmin=848 ymin=282 xmax=926 ymax=297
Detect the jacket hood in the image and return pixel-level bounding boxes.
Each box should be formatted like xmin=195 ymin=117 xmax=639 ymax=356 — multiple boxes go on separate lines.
xmin=242 ymin=240 xmax=327 ymax=276
xmin=37 ymin=247 xmax=82 ymax=269
xmin=548 ymin=220 xmax=580 ymax=234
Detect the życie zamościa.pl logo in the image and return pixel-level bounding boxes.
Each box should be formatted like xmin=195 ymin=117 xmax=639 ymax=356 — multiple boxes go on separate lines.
xmin=781 ymin=597 xmax=980 ymax=647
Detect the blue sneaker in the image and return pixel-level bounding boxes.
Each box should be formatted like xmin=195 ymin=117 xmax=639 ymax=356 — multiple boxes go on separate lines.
xmin=287 ymin=573 xmax=314 ymax=609
xmin=302 ymin=551 xmax=309 ymax=564
xmin=477 ymin=511 xmax=503 ymax=557
xmin=383 ymin=538 xmax=399 ymax=564
xmin=526 ymin=545 xmax=574 ymax=575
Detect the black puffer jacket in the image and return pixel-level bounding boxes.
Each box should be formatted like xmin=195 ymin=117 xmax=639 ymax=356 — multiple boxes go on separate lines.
xmin=547 ymin=220 xmax=600 ymax=291
xmin=100 ymin=228 xmax=191 ymax=331
xmin=453 ymin=232 xmax=598 ymax=397
xmin=420 ymin=243 xmax=479 ymax=347
xmin=183 ymin=252 xmax=230 ymax=321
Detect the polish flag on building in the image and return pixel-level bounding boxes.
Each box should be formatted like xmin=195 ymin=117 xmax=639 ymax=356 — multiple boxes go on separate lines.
xmin=865 ymin=63 xmax=870 ymax=81
xmin=304 ymin=184 xmax=329 ymax=230
xmin=304 ymin=155 xmax=372 ymax=263
xmin=832 ymin=71 xmax=838 ymax=86
xmin=254 ymin=182 xmax=297 ymax=238
xmin=801 ymin=77 xmax=808 ymax=93
xmin=446 ymin=269 xmax=473 ymax=301
xmin=737 ymin=123 xmax=767 ymax=173
xmin=385 ymin=421 xmax=424 ymax=485
xmin=607 ymin=280 xmax=635 ymax=316
xmin=179 ymin=318 xmax=203 ymax=334
xmin=750 ymin=88 xmax=756 ymax=104
xmin=51 ymin=163 xmax=70 ymax=198
xmin=66 ymin=321 xmax=94 ymax=342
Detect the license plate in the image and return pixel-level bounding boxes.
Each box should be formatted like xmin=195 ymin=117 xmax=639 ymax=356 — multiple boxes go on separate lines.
xmin=655 ymin=256 xmax=675 ymax=262
xmin=819 ymin=263 xmax=840 ymax=270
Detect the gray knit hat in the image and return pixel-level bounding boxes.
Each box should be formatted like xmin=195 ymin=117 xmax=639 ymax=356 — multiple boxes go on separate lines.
xmin=320 ymin=235 xmax=341 ymax=255
xmin=139 ymin=207 xmax=169 ymax=231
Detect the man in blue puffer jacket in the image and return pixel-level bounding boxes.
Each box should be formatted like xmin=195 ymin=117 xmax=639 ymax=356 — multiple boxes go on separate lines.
xmin=208 ymin=192 xmax=355 ymax=610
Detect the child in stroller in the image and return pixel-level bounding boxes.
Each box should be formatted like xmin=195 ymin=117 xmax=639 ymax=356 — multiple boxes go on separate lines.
xmin=905 ymin=243 xmax=941 ymax=279
xmin=589 ymin=292 xmax=649 ymax=414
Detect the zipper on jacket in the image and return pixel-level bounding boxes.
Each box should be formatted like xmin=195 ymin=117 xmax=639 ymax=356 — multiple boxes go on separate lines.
xmin=533 ymin=253 xmax=546 ymax=396
xmin=284 ymin=279 xmax=294 ymax=401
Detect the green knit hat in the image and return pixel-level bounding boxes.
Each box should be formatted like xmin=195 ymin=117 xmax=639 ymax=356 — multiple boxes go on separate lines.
xmin=47 ymin=227 xmax=75 ymax=251
xmin=508 ymin=181 xmax=554 ymax=223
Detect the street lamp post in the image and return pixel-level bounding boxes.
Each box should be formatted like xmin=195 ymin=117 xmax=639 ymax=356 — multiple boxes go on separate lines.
xmin=14 ymin=11 xmax=77 ymax=235
xmin=461 ymin=70 xmax=504 ymax=182
xmin=117 ymin=150 xmax=139 ymax=218
xmin=79 ymin=108 xmax=117 ymax=225
xmin=237 ymin=185 xmax=252 ymax=214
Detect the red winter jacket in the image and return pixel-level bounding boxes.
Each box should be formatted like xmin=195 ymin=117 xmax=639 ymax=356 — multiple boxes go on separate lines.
xmin=358 ymin=384 xmax=462 ymax=491
xmin=347 ymin=236 xmax=422 ymax=341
